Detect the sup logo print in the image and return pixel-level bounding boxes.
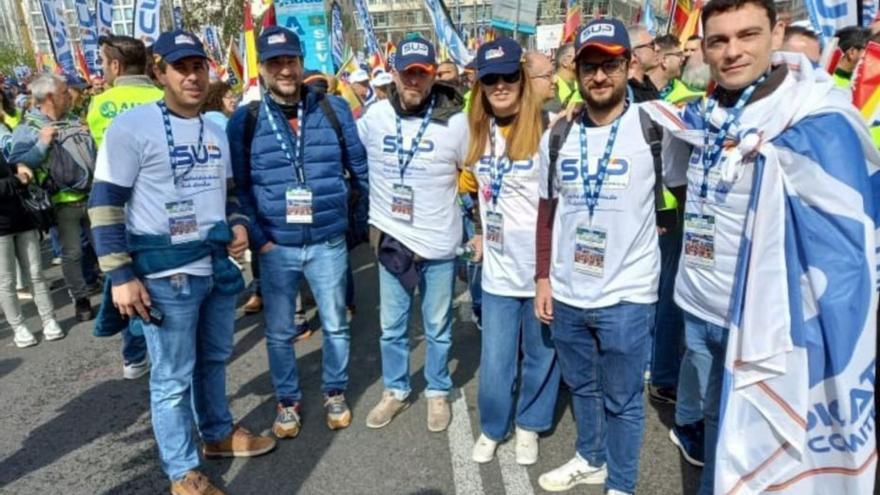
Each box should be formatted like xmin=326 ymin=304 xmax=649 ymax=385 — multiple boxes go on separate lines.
xmin=580 ymin=23 xmax=614 ymax=43
xmin=267 ymin=33 xmax=287 ymax=45
xmin=174 ymin=34 xmax=195 ymax=45
xmin=485 ymin=47 xmax=505 ymax=60
xmin=401 ymin=43 xmax=429 ymax=56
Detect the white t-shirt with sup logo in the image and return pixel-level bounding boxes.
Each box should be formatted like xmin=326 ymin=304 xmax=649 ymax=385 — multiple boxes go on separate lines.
xmin=538 ymin=103 xmax=662 ymax=310
xmin=474 ymin=125 xmax=540 ymax=298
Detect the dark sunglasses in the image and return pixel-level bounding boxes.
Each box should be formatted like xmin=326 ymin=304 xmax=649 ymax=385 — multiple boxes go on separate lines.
xmin=480 ymin=71 xmax=521 ymax=86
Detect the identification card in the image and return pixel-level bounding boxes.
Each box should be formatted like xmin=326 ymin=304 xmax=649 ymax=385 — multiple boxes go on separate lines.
xmin=286 ymin=186 xmax=313 ymax=224
xmin=485 ymin=211 xmax=504 ymax=251
xmin=684 ymin=213 xmax=716 ymax=267
xmin=391 ymin=184 xmax=414 ymax=223
xmin=166 ymin=200 xmax=199 ymax=245
xmin=574 ymin=227 xmax=606 ymax=277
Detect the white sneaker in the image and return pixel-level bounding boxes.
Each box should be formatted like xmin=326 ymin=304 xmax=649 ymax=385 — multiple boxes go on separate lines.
xmin=42 ymin=320 xmax=64 ymax=341
xmin=515 ymin=426 xmax=539 ymax=465
xmin=471 ymin=433 xmax=498 ymax=463
xmin=607 ymin=490 xmax=631 ymax=495
xmin=538 ymin=454 xmax=608 ymax=492
xmin=13 ymin=324 xmax=37 ymax=348
xmin=123 ymin=357 xmax=150 ymax=380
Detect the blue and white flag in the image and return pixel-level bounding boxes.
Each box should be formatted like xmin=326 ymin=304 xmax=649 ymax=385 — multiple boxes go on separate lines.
xmin=74 ymin=0 xmax=98 ymax=75
xmin=132 ymin=0 xmax=161 ymax=46
xmin=804 ymin=0 xmax=859 ymax=45
xmin=276 ymin=0 xmax=333 ymax=73
xmin=39 ymin=0 xmax=77 ymax=75
xmin=330 ymin=1 xmax=345 ymax=71
xmin=95 ymin=0 xmax=114 ymax=37
xmin=641 ymin=0 xmax=656 ymax=36
xmin=423 ymin=0 xmax=473 ymax=66
xmin=352 ymin=0 xmax=381 ymax=58
xmin=202 ymin=25 xmax=223 ymax=63
xmin=647 ymin=51 xmax=880 ymax=495
xmin=863 ymin=0 xmax=878 ymax=26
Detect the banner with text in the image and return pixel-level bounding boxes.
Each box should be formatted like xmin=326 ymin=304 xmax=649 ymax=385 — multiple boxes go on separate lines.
xmin=39 ymin=0 xmax=77 ymax=75
xmin=276 ymin=0 xmax=333 ymax=73
xmin=353 ymin=0 xmax=381 ymax=58
xmin=74 ymin=0 xmax=98 ymax=75
xmin=133 ymin=0 xmax=162 ymax=46
xmin=330 ymin=1 xmax=345 ymax=71
xmin=424 ymin=0 xmax=473 ymax=66
xmin=95 ymin=0 xmax=114 ymax=37
xmin=805 ymin=0 xmax=858 ymax=45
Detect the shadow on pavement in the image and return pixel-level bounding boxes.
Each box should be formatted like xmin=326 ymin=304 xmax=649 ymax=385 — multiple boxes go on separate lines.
xmin=0 ymin=358 xmax=22 ymax=381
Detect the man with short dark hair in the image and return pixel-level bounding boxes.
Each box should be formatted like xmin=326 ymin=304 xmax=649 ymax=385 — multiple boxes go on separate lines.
xmin=832 ymin=26 xmax=870 ymax=88
xmin=683 ymin=35 xmax=702 ymax=57
xmin=649 ymin=34 xmax=685 ymax=98
xmin=89 ymin=29 xmax=276 ymax=495
xmin=87 ymin=34 xmax=163 ymax=381
xmin=781 ymin=25 xmax=821 ymax=64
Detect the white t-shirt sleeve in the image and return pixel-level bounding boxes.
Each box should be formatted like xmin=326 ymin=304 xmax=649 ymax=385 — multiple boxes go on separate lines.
xmin=453 ymin=113 xmax=469 ymax=169
xmin=94 ymin=118 xmax=140 ymax=187
xmin=538 ymin=130 xmax=552 ymax=199
xmin=661 ymin=131 xmax=690 ymax=188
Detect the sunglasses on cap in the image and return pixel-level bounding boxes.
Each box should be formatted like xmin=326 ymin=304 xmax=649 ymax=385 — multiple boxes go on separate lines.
xmin=480 ymin=71 xmax=521 ymax=86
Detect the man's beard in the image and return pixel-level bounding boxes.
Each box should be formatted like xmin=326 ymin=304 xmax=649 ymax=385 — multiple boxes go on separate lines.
xmin=583 ymin=82 xmax=626 ymax=111
xmin=681 ymin=60 xmax=711 ymax=91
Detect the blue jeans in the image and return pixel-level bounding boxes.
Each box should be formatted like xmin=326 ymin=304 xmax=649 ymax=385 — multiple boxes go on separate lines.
xmin=140 ymin=274 xmax=235 ymax=481
xmin=677 ymin=312 xmax=728 ymax=495
xmin=551 ymin=300 xmax=654 ymax=494
xmin=261 ymin=236 xmax=350 ymax=403
xmin=651 ymin=228 xmax=684 ymax=387
xmin=122 ymin=325 xmax=148 ymax=364
xmin=478 ymin=291 xmax=560 ymax=440
xmin=467 ymin=262 xmax=482 ymax=322
xmin=378 ymin=259 xmax=455 ymax=399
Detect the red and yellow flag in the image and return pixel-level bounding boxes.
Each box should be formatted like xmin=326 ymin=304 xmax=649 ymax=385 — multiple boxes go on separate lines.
xmin=335 ymin=53 xmax=363 ymax=117
xmin=75 ymin=43 xmax=91 ymax=79
xmin=563 ymin=0 xmax=581 ymax=43
xmin=678 ymin=0 xmax=702 ymax=45
xmin=243 ymin=0 xmax=259 ymax=90
xmin=226 ymin=38 xmax=245 ymax=92
xmin=668 ymin=0 xmax=693 ymax=37
xmin=853 ymin=41 xmax=880 ymax=124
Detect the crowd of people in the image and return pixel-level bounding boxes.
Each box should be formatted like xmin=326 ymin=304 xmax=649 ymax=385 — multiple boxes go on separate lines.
xmin=1 ymin=0 xmax=879 ymax=494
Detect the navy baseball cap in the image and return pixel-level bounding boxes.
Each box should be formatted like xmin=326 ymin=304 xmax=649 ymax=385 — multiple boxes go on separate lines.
xmin=153 ymin=30 xmax=207 ymax=63
xmin=575 ymin=18 xmax=631 ymax=58
xmin=258 ymin=26 xmax=303 ymax=62
xmin=394 ymin=37 xmax=436 ymax=72
xmin=475 ymin=37 xmax=522 ymax=79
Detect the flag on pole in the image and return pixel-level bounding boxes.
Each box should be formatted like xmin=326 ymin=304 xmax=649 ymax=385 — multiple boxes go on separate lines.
xmin=335 ymin=53 xmax=363 ymax=117
xmin=562 ymin=0 xmax=581 ymax=43
xmin=422 ymin=0 xmax=473 ymax=66
xmin=668 ymin=0 xmax=692 ymax=37
xmin=678 ymin=0 xmax=702 ymax=45
xmin=353 ymin=0 xmax=382 ymax=61
xmin=132 ymin=0 xmax=162 ymax=46
xmin=74 ymin=43 xmax=91 ymax=78
xmin=74 ymin=0 xmax=98 ymax=75
xmin=243 ymin=0 xmax=260 ymax=90
xmin=853 ymin=41 xmax=880 ymax=124
xmin=262 ymin=0 xmax=276 ymax=28
xmin=804 ymin=0 xmax=859 ymax=46
xmin=384 ymin=41 xmax=396 ymax=70
xmin=330 ymin=1 xmax=345 ymax=71
xmin=226 ymin=38 xmax=245 ymax=92
xmin=39 ymin=0 xmax=77 ymax=75
xmin=95 ymin=0 xmax=113 ymax=37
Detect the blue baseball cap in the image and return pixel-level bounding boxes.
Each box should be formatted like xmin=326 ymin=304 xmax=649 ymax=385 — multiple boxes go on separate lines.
xmin=475 ymin=37 xmax=522 ymax=79
xmin=258 ymin=26 xmax=303 ymax=62
xmin=153 ymin=30 xmax=207 ymax=63
xmin=394 ymin=37 xmax=436 ymax=72
xmin=574 ymin=18 xmax=631 ymax=58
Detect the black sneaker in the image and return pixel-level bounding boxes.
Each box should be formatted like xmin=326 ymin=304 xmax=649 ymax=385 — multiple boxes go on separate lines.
xmin=669 ymin=421 xmax=705 ymax=467
xmin=648 ymin=384 xmax=677 ymax=404
xmin=75 ymin=298 xmax=95 ymax=322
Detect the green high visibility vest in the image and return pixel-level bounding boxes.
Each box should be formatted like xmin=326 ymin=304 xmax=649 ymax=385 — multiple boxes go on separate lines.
xmin=87 ymin=79 xmax=163 ymax=149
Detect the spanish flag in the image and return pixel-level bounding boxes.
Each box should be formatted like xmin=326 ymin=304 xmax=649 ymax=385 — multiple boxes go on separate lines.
xmin=853 ymin=41 xmax=880 ymax=124
xmin=243 ymin=0 xmax=259 ymax=90
xmin=677 ymin=0 xmax=702 ymax=46
xmin=226 ymin=38 xmax=245 ymax=92
xmin=562 ymin=0 xmax=581 ymax=43
xmin=335 ymin=53 xmax=363 ymax=118
xmin=667 ymin=0 xmax=692 ymax=37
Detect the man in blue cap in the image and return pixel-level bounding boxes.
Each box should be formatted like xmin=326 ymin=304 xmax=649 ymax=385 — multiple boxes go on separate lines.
xmin=533 ymin=18 xmax=687 ymax=495
xmin=357 ymin=36 xmax=470 ymax=432
xmin=227 ymin=26 xmax=369 ymax=439
xmin=89 ymin=29 xmax=276 ymax=495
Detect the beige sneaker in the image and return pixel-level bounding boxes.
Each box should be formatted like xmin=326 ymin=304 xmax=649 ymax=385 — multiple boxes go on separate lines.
xmin=427 ymin=396 xmax=451 ymax=432
xmin=170 ymin=471 xmax=225 ymax=495
xmin=202 ymin=425 xmax=276 ymax=458
xmin=365 ymin=390 xmax=409 ymax=429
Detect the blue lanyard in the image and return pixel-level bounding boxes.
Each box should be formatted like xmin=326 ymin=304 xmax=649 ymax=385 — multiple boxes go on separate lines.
xmin=395 ymin=96 xmax=435 ymax=183
xmin=699 ymin=75 xmax=766 ymax=199
xmin=579 ymin=113 xmax=622 ymax=222
xmin=158 ymin=101 xmax=204 ymax=187
xmin=264 ymin=97 xmax=306 ymax=183
xmin=487 ymin=119 xmax=510 ymax=208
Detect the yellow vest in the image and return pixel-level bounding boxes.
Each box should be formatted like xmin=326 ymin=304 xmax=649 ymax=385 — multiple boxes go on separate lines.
xmin=3 ymin=109 xmax=21 ymax=129
xmin=87 ymin=79 xmax=163 ymax=149
xmin=871 ymin=125 xmax=879 ymax=150
xmin=556 ymin=77 xmax=583 ymax=107
xmin=832 ymin=70 xmax=852 ymax=90
xmin=664 ymin=79 xmax=704 ymax=107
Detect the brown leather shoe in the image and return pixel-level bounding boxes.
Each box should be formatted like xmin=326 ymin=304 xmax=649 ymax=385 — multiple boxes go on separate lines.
xmin=243 ymin=294 xmax=263 ymax=313
xmin=170 ymin=471 xmax=225 ymax=495
xmin=202 ymin=425 xmax=276 ymax=459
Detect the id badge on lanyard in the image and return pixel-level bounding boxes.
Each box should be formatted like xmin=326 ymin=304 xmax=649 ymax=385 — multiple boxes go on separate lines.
xmin=391 ymin=184 xmax=414 ymax=223
xmin=574 ymin=226 xmax=606 ymax=277
xmin=286 ymin=186 xmax=313 ymax=224
xmin=485 ymin=211 xmax=504 ymax=251
xmin=166 ymin=199 xmax=199 ymax=244
xmin=683 ymin=213 xmax=716 ymax=267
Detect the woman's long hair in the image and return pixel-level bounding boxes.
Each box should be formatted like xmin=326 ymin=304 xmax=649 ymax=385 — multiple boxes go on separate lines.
xmin=464 ymin=62 xmax=544 ymax=169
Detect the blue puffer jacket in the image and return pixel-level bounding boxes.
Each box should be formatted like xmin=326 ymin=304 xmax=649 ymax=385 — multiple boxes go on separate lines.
xmin=227 ymin=87 xmax=369 ymax=250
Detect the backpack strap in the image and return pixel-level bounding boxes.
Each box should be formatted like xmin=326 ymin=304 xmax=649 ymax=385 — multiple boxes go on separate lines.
xmin=638 ymin=107 xmax=677 ymax=229
xmin=243 ymin=100 xmax=260 ymax=163
xmin=317 ymin=94 xmax=349 ymax=170
xmin=547 ymin=116 xmax=574 ymax=201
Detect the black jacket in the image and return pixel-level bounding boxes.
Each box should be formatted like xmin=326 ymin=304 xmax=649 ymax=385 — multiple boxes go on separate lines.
xmin=0 ymin=161 xmax=34 ymax=237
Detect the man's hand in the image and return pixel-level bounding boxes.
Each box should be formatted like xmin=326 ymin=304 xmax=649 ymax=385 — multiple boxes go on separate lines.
xmin=228 ymin=225 xmax=249 ymax=258
xmin=468 ymin=234 xmax=483 ymax=263
xmin=111 ymin=278 xmax=152 ymax=321
xmin=15 ymin=165 xmax=33 ymax=185
xmin=534 ymin=278 xmax=554 ymax=324
xmin=38 ymin=126 xmax=57 ymax=145
xmin=259 ymin=241 xmax=276 ymax=254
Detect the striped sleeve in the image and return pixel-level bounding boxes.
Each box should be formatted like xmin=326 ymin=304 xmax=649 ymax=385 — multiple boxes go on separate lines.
xmin=88 ymin=181 xmax=135 ymax=284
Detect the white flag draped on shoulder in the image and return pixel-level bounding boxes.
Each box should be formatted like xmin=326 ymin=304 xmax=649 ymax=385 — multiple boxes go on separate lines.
xmin=644 ymin=52 xmax=880 ymax=495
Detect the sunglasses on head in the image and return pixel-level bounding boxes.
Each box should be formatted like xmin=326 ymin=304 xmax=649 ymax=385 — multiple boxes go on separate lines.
xmin=480 ymin=71 xmax=521 ymax=86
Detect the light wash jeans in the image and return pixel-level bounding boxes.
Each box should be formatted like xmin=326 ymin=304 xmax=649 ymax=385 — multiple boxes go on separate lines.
xmin=378 ymin=259 xmax=455 ymax=400
xmin=0 ymin=229 xmax=54 ymax=328
xmin=478 ymin=291 xmax=559 ymax=441
xmin=551 ymin=300 xmax=655 ymax=495
xmin=140 ymin=274 xmax=235 ymax=481
xmin=260 ymin=236 xmax=350 ymax=403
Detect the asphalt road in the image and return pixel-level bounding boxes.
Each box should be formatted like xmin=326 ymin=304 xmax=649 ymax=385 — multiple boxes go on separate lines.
xmin=0 ymin=244 xmax=701 ymax=495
